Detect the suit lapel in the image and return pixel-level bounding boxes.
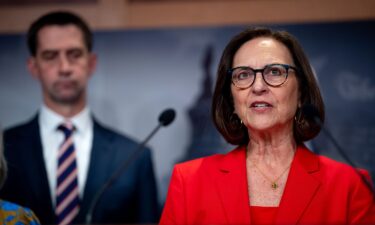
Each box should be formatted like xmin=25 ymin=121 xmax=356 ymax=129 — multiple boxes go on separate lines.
xmin=215 ymin=146 xmax=251 ymax=224
xmin=26 ymin=116 xmax=55 ymax=218
xmin=276 ymin=145 xmax=321 ymax=224
xmin=77 ymin=120 xmax=118 ymax=221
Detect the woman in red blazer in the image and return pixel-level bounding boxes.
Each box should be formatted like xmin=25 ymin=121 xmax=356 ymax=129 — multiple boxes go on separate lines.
xmin=160 ymin=27 xmax=375 ymax=225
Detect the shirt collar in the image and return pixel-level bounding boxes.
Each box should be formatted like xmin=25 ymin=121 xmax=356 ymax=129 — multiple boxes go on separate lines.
xmin=39 ymin=104 xmax=92 ymax=133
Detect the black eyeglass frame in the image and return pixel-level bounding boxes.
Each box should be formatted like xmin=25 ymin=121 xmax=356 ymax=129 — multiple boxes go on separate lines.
xmin=228 ymin=63 xmax=298 ymax=88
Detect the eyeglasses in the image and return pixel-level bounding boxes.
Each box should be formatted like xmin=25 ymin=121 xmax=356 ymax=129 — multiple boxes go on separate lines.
xmin=229 ymin=63 xmax=297 ymax=88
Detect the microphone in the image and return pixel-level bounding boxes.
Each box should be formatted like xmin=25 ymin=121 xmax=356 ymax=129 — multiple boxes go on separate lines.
xmin=301 ymin=104 xmax=375 ymax=197
xmin=85 ymin=108 xmax=176 ymax=224
xmin=159 ymin=108 xmax=176 ymax=126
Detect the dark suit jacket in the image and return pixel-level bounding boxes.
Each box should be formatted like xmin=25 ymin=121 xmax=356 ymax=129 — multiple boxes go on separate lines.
xmin=0 ymin=115 xmax=160 ymax=224
xmin=160 ymin=145 xmax=375 ymax=225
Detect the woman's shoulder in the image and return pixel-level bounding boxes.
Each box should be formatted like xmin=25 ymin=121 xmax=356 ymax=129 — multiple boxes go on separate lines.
xmin=299 ymin=145 xmax=372 ymax=185
xmin=316 ymin=152 xmax=366 ymax=176
xmin=298 ymin=145 xmax=362 ymax=173
xmin=174 ymin=146 xmax=246 ymax=176
xmin=0 ymin=200 xmax=41 ymax=225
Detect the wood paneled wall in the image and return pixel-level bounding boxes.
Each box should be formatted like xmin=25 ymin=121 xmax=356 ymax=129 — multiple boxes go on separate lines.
xmin=0 ymin=0 xmax=374 ymax=33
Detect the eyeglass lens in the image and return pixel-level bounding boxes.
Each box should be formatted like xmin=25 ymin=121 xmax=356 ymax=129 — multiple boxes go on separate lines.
xmin=231 ymin=64 xmax=290 ymax=88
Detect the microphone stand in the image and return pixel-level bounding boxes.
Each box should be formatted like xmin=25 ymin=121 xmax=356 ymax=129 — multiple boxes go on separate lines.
xmin=85 ymin=123 xmax=163 ymax=224
xmin=319 ymin=126 xmax=375 ymax=200
xmin=302 ymin=103 xmax=375 ymax=200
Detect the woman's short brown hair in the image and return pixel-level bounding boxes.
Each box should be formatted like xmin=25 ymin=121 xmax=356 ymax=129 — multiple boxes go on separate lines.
xmin=212 ymin=27 xmax=325 ymax=145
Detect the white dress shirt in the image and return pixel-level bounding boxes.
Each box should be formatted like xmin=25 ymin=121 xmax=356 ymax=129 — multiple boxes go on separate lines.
xmin=39 ymin=104 xmax=93 ymax=207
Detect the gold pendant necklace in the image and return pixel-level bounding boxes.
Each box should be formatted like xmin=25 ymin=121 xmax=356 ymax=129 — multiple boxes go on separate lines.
xmin=252 ymin=161 xmax=291 ymax=190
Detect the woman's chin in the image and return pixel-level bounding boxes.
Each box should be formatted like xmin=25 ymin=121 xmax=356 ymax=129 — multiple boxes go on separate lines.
xmin=247 ymin=123 xmax=275 ymax=133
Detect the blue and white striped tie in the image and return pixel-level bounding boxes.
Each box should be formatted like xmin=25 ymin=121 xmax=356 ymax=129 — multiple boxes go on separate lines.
xmin=56 ymin=122 xmax=80 ymax=225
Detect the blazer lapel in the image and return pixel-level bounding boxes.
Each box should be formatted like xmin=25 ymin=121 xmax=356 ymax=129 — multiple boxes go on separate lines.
xmin=77 ymin=120 xmax=119 ymax=221
xmin=276 ymin=145 xmax=321 ymax=225
xmin=26 ymin=116 xmax=55 ymax=218
xmin=215 ymin=146 xmax=251 ymax=224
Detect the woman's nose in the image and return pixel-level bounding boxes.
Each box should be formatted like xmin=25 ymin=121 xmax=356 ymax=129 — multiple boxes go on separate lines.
xmin=251 ymin=72 xmax=268 ymax=94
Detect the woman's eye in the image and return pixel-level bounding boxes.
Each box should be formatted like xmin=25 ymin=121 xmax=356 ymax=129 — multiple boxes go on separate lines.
xmin=238 ymin=72 xmax=251 ymax=80
xmin=269 ymin=68 xmax=282 ymax=76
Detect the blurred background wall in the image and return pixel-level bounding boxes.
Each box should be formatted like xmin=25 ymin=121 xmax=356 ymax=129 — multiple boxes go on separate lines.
xmin=0 ymin=0 xmax=374 ymax=204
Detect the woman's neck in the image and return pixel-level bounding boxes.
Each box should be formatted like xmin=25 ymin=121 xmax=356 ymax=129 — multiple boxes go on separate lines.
xmin=247 ymin=126 xmax=296 ymax=167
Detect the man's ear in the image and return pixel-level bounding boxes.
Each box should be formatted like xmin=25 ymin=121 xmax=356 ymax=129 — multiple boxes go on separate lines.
xmin=88 ymin=53 xmax=97 ymax=77
xmin=27 ymin=57 xmax=39 ymax=79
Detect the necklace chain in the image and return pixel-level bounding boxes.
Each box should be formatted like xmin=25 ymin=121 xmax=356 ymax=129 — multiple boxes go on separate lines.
xmin=251 ymin=160 xmax=291 ymax=190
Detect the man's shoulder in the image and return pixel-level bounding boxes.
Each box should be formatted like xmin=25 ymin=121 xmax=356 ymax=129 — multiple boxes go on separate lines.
xmin=4 ymin=116 xmax=38 ymax=138
xmin=92 ymin=120 xmax=153 ymax=164
xmin=93 ymin=120 xmax=141 ymax=147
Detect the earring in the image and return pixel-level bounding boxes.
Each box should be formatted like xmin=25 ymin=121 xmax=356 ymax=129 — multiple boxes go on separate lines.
xmin=230 ymin=112 xmax=243 ymax=127
xmin=294 ymin=108 xmax=303 ymax=127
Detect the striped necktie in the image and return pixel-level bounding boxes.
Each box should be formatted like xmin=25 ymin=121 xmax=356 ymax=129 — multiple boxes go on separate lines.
xmin=56 ymin=122 xmax=80 ymax=225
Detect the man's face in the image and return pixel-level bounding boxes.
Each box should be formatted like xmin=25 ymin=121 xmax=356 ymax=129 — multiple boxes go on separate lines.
xmin=28 ymin=24 xmax=96 ymax=106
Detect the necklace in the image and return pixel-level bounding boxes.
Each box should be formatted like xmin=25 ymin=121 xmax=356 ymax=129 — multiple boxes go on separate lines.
xmin=251 ymin=160 xmax=291 ymax=190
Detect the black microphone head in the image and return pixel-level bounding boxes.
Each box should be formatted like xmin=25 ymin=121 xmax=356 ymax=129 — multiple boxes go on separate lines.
xmin=158 ymin=108 xmax=176 ymax=126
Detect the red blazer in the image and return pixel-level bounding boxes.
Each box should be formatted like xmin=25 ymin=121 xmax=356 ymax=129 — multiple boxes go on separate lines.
xmin=160 ymin=145 xmax=375 ymax=225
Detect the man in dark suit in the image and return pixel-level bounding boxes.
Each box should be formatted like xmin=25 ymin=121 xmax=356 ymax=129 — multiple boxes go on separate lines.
xmin=0 ymin=11 xmax=159 ymax=224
